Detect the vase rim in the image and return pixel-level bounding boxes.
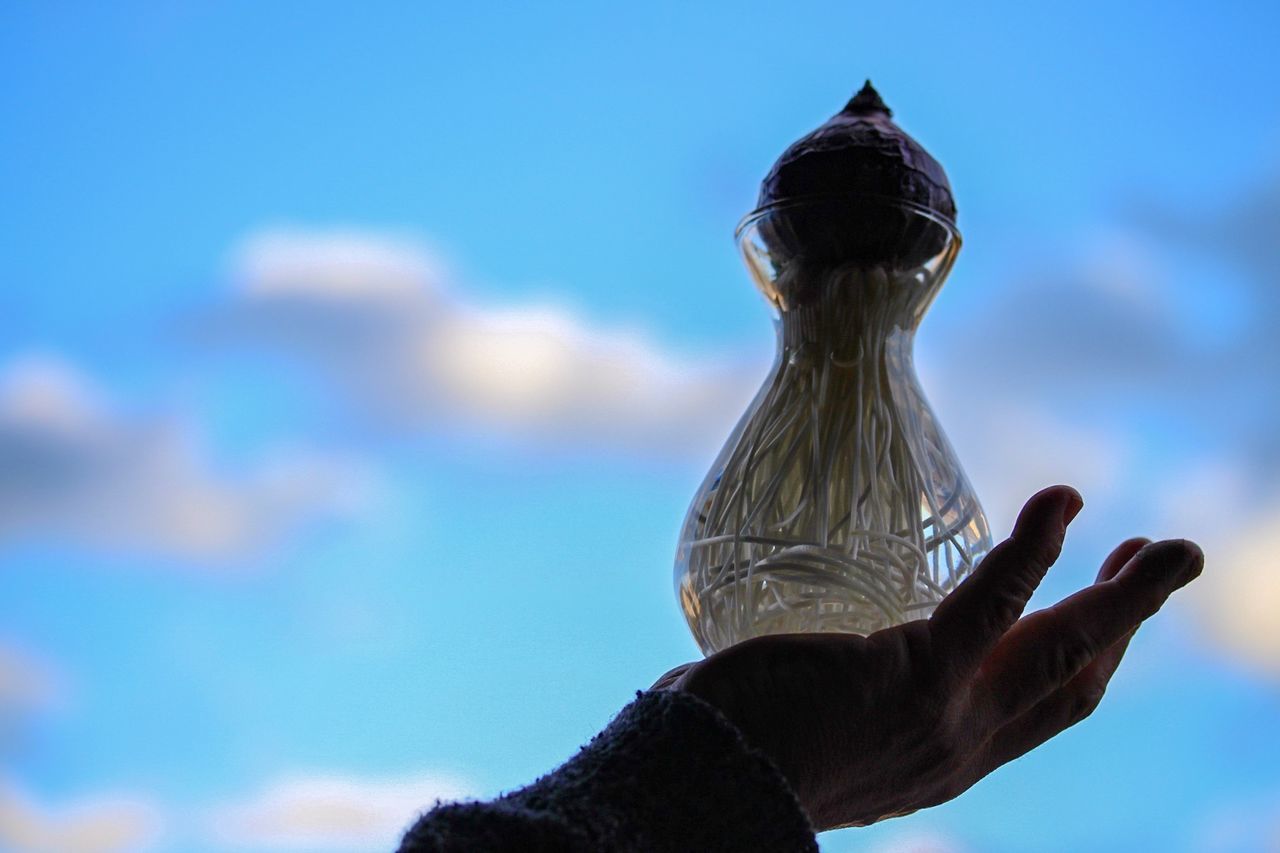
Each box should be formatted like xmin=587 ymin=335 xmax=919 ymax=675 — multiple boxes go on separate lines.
xmin=734 ymin=192 xmax=961 ymax=248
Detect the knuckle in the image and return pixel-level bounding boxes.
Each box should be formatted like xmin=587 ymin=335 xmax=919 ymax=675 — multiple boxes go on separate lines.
xmin=1004 ymin=532 xmax=1062 ymax=590
xmin=1028 ymin=531 xmax=1064 ymax=573
xmin=981 ymin=588 xmax=1028 ymax=640
xmin=1042 ymin=631 xmax=1099 ymax=687
xmin=1066 ymin=683 xmax=1106 ymax=726
xmin=964 ymin=539 xmax=1048 ymax=629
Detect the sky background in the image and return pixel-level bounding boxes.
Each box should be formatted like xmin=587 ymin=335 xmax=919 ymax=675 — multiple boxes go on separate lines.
xmin=2 ymin=2 xmax=1279 ymax=851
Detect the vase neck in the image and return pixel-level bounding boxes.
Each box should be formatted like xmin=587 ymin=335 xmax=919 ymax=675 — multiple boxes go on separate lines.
xmin=773 ymin=263 xmax=943 ymax=357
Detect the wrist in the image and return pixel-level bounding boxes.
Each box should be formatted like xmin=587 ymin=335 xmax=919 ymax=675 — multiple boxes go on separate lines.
xmin=517 ymin=689 xmax=817 ymax=851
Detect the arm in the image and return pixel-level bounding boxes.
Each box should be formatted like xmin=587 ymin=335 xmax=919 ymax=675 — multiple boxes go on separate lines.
xmin=398 ymin=689 xmax=817 ymax=852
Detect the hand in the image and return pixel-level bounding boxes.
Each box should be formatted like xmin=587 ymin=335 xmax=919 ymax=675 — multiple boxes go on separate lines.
xmin=652 ymin=486 xmax=1204 ymax=831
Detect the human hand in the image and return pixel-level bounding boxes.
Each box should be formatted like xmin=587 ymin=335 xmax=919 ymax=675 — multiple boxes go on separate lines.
xmin=652 ymin=486 xmax=1204 ymax=831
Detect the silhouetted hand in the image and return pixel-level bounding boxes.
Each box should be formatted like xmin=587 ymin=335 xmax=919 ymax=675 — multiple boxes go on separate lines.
xmin=652 ymin=486 xmax=1204 ymax=831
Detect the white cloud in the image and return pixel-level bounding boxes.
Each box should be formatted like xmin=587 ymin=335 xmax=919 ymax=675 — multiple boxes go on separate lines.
xmin=0 ymin=778 xmax=160 ymax=853
xmin=212 ymin=220 xmax=1280 ymax=678
xmin=1162 ymin=482 xmax=1280 ymax=677
xmin=420 ymin=303 xmax=755 ymax=448
xmin=235 ymin=229 xmax=448 ymax=301
xmin=213 ymin=228 xmax=762 ymax=457
xmin=209 ymin=772 xmax=475 ymax=851
xmin=1154 ymin=458 xmax=1255 ymax=541
xmin=0 ymin=355 xmax=366 ymax=560
xmin=0 ymin=652 xmax=155 ymax=852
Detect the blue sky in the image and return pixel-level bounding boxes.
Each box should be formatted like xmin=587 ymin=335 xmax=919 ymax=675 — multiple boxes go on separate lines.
xmin=2 ymin=3 xmax=1278 ymax=851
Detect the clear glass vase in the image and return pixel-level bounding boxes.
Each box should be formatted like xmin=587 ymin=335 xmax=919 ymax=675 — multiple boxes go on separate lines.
xmin=675 ymin=194 xmax=992 ymax=655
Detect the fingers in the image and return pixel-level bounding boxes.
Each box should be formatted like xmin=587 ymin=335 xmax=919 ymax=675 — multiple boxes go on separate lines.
xmin=974 ymin=538 xmax=1203 ymax=727
xmin=929 ymin=486 xmax=1083 ymax=680
xmin=1096 ymin=537 xmax=1151 ymax=584
xmin=974 ymin=538 xmax=1150 ymax=769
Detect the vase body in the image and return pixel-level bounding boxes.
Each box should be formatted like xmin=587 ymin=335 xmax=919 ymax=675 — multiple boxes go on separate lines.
xmin=675 ymin=196 xmax=992 ymax=655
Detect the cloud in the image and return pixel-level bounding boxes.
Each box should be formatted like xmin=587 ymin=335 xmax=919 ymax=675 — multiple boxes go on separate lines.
xmin=929 ymin=388 xmax=1130 ymax=536
xmin=937 ymin=237 xmax=1196 ymax=398
xmin=0 ymin=778 xmax=160 ymax=853
xmin=0 ymin=650 xmax=154 ymax=853
xmin=924 ymin=178 xmax=1280 ymax=677
xmin=930 ymin=206 xmax=1275 ymax=433
xmin=0 ymin=643 xmax=62 ymax=754
xmin=1130 ymin=175 xmax=1280 ymax=474
xmin=1197 ymin=511 xmax=1280 ymax=675
xmin=210 ymin=228 xmax=761 ymax=457
xmin=907 ymin=239 xmax=1165 ymax=541
xmin=1159 ymin=472 xmax=1280 ymax=678
xmin=0 ymin=644 xmax=59 ymax=716
xmin=206 ymin=213 xmax=1280 ymax=675
xmin=0 ymin=355 xmax=365 ymax=560
xmin=209 ymin=772 xmax=476 ymax=850
xmin=237 ymin=230 xmax=448 ymax=302
xmin=1121 ymin=180 xmax=1280 ymax=679
xmin=1132 ymin=173 xmax=1280 ymax=296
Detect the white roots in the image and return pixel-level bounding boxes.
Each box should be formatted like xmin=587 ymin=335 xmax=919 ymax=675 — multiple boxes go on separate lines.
xmin=676 ymin=262 xmax=991 ymax=654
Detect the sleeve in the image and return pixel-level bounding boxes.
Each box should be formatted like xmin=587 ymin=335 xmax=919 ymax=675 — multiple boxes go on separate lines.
xmin=397 ymin=688 xmax=818 ymax=853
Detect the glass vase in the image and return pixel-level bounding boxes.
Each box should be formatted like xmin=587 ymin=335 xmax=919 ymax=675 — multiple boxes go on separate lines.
xmin=675 ymin=194 xmax=992 ymax=655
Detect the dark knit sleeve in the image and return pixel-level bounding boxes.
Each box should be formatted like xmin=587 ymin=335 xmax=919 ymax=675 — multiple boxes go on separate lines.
xmin=398 ymin=689 xmax=818 ymax=852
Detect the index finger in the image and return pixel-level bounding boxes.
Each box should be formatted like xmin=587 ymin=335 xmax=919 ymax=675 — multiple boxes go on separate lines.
xmin=928 ymin=485 xmax=1082 ymax=680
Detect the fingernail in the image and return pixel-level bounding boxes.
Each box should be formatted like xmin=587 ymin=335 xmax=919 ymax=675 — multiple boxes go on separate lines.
xmin=1062 ymin=491 xmax=1084 ymax=526
xmin=1178 ymin=540 xmax=1205 ymax=582
xmin=1137 ymin=540 xmax=1203 ymax=584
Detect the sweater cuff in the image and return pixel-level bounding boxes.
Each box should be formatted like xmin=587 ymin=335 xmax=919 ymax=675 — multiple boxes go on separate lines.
xmin=510 ymin=688 xmax=817 ymax=852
